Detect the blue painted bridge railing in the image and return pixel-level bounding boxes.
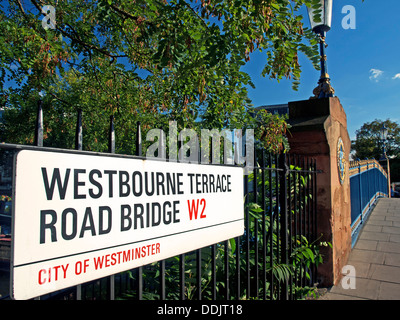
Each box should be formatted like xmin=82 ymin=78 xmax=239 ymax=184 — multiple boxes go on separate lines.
xmin=349 ymin=159 xmax=389 ymax=246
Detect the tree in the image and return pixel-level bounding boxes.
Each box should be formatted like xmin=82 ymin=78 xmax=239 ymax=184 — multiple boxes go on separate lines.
xmin=351 ymin=119 xmax=400 ymax=160
xmin=0 ymin=0 xmax=321 ymax=154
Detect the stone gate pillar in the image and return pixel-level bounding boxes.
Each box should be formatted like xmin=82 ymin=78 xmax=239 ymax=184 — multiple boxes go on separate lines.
xmin=287 ymin=97 xmax=351 ymax=287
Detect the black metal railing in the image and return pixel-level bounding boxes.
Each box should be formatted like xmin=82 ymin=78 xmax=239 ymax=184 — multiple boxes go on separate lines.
xmin=0 ymin=102 xmax=319 ymax=300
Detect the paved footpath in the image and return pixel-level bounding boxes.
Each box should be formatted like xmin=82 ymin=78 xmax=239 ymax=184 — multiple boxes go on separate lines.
xmin=320 ymin=198 xmax=400 ymax=300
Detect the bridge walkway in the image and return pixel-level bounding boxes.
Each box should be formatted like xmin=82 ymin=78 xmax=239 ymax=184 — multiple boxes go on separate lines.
xmin=320 ymin=198 xmax=400 ymax=300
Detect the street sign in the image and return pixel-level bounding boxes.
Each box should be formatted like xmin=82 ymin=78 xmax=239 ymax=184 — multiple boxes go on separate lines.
xmin=11 ymin=149 xmax=244 ymax=299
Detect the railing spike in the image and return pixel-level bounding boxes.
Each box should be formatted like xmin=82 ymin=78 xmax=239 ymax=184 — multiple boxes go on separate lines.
xmin=75 ymin=109 xmax=83 ymax=150
xmin=35 ymin=100 xmax=43 ymax=147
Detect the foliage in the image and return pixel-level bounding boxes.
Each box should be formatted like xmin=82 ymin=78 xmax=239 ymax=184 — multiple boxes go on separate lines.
xmin=0 ymin=0 xmax=320 ymax=153
xmin=351 ymin=119 xmax=400 ymax=160
xmin=0 ymin=195 xmax=11 ymax=202
xmin=116 ymin=160 xmax=328 ymax=300
xmin=245 ymin=162 xmax=328 ymax=299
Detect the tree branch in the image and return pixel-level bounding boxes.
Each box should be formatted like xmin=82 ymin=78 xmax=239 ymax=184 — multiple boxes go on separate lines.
xmin=47 ymin=91 xmax=72 ymax=106
xmin=179 ymin=1 xmax=209 ymax=30
xmin=109 ymin=3 xmax=139 ymax=22
xmin=29 ymin=0 xmax=42 ymax=13
xmin=14 ymin=0 xmax=26 ymax=15
xmin=61 ymin=23 xmax=127 ymax=60
xmin=31 ymin=0 xmax=127 ymax=60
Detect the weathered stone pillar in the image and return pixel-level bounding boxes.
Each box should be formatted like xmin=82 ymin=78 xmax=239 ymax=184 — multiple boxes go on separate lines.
xmin=287 ymin=97 xmax=351 ymax=287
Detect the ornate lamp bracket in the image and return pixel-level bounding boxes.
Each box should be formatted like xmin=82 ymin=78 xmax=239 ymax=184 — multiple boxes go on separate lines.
xmin=311 ymin=34 xmax=335 ymax=99
xmin=312 ymin=77 xmax=335 ymax=99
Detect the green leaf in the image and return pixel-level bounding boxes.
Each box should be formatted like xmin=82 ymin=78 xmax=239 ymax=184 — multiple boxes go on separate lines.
xmin=271 ymin=3 xmax=280 ymax=10
xmin=229 ymin=238 xmax=236 ymax=253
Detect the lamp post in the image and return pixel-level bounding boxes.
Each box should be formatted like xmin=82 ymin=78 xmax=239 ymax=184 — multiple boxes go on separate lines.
xmin=307 ymin=0 xmax=335 ymax=99
xmin=380 ymin=123 xmax=391 ymax=197
xmin=380 ymin=123 xmax=388 ymax=156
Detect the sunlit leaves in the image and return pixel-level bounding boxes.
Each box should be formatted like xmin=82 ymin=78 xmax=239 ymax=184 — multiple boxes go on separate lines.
xmin=352 ymin=119 xmax=400 ymax=160
xmin=1 ymin=0 xmax=320 ymax=151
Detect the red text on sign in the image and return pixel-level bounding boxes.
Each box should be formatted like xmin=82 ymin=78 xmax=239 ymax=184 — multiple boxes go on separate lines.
xmin=38 ymin=264 xmax=69 ymax=285
xmin=187 ymin=199 xmax=206 ymax=220
xmin=93 ymin=243 xmax=161 ymax=270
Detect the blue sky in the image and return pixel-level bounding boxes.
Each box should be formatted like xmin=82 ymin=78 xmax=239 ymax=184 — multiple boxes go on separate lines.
xmin=242 ymin=0 xmax=400 ymax=140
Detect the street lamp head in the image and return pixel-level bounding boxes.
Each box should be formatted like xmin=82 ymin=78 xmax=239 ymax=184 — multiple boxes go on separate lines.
xmin=308 ymin=0 xmax=335 ymax=99
xmin=307 ymin=0 xmax=333 ymax=35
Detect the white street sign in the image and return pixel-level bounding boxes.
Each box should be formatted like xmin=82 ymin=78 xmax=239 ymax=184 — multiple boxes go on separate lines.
xmin=11 ymin=150 xmax=244 ymax=299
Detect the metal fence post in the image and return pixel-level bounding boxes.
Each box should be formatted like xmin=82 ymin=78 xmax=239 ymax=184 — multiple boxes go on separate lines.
xmin=34 ymin=100 xmax=43 ymax=147
xmin=108 ymin=115 xmax=115 ymax=300
xmin=180 ymin=253 xmax=185 ymax=300
xmin=244 ymin=172 xmax=250 ymax=299
xmin=135 ymin=121 xmax=143 ymax=300
xmin=108 ymin=115 xmax=115 ymax=154
xmin=261 ymin=149 xmax=266 ymax=300
xmin=136 ymin=121 xmax=142 ymax=157
xmin=287 ymin=154 xmax=293 ymax=299
xmin=74 ymin=109 xmax=83 ymax=300
xmin=253 ymin=147 xmax=259 ymax=298
xmin=268 ymin=153 xmax=274 ymax=300
xmin=312 ymin=158 xmax=318 ymax=285
xmin=75 ymin=109 xmax=83 ymax=151
xmin=279 ymin=153 xmax=289 ymax=300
